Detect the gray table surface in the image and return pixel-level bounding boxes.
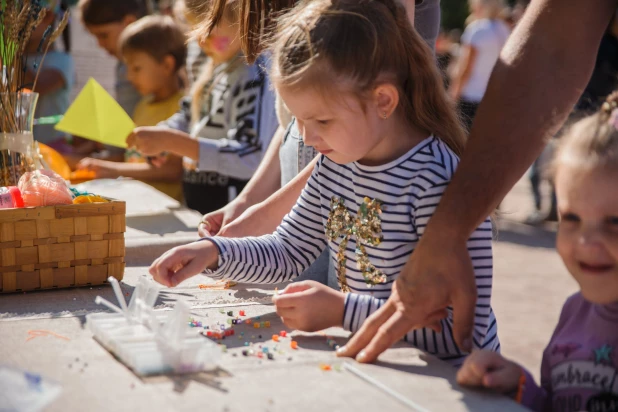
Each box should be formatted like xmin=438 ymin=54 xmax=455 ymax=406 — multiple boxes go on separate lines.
xmin=1 ymin=268 xmax=528 ymax=412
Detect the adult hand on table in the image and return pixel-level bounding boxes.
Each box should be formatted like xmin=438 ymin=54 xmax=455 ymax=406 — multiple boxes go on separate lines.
xmin=336 ymin=230 xmax=476 ymax=363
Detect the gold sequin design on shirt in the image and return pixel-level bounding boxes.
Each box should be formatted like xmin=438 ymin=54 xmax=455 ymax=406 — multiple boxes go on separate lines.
xmin=325 ymin=196 xmax=386 ymax=292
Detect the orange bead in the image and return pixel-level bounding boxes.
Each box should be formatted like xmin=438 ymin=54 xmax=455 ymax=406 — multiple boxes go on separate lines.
xmin=319 ymin=364 xmax=332 ymax=371
xmin=272 ymin=335 xmax=279 ymax=342
xmin=290 ymin=340 xmax=298 ymax=349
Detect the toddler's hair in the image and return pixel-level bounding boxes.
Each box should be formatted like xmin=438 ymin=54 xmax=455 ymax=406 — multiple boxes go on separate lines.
xmin=119 ymin=15 xmax=188 ymax=72
xmin=553 ymin=91 xmax=618 ymax=174
xmin=78 ymin=0 xmax=148 ymax=26
xmin=269 ymin=0 xmax=466 ymax=156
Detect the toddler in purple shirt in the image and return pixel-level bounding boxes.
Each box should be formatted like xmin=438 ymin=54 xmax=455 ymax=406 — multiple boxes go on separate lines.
xmin=457 ymin=91 xmax=618 ymax=412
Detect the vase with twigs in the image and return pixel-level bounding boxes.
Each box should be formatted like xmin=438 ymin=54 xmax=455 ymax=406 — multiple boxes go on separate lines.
xmin=1 ymin=0 xmax=69 ymax=186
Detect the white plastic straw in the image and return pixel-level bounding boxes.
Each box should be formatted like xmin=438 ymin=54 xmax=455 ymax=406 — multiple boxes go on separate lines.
xmin=107 ymin=276 xmax=129 ymax=315
xmin=343 ymin=362 xmax=431 ymax=412
xmin=94 ymin=296 xmax=125 ymax=316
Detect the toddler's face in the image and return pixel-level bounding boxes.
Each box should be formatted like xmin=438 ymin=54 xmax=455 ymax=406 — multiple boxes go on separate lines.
xmin=124 ymin=51 xmax=174 ymax=97
xmin=278 ymin=85 xmax=386 ymax=166
xmin=556 ymin=164 xmax=618 ymax=304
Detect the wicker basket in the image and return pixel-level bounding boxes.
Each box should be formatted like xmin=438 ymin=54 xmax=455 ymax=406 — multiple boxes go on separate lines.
xmin=0 ymin=200 xmax=126 ymax=293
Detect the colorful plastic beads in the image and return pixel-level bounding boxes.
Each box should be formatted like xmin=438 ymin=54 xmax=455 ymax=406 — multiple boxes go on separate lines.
xmin=272 ymin=335 xmax=280 ymax=342
xmin=262 ymin=347 xmax=269 ymax=353
xmin=319 ymin=364 xmax=332 ymax=371
xmin=260 ymin=322 xmax=265 ymax=328
xmin=264 ymin=321 xmax=271 ymax=328
xmin=242 ymin=350 xmax=249 ymax=356
xmin=280 ymin=331 xmax=287 ymax=337
xmin=267 ymin=353 xmax=275 ymax=360
xmin=254 ymin=322 xmax=260 ymax=329
xmin=239 ymin=310 xmax=246 ymax=316
xmin=227 ymin=311 xmax=234 ymax=317
xmin=290 ymin=341 xmax=298 ymax=350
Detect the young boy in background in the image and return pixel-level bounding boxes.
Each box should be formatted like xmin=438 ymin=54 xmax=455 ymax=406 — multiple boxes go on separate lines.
xmin=78 ymin=15 xmax=186 ymax=201
xmin=76 ymin=0 xmax=147 ymax=160
xmin=78 ymin=0 xmax=147 ymax=116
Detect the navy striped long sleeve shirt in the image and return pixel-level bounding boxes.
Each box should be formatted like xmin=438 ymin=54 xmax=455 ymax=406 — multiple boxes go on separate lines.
xmin=206 ymin=136 xmax=500 ymax=366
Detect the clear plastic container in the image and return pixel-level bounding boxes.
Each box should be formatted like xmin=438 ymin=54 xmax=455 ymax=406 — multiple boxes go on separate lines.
xmin=86 ymin=277 xmax=220 ymax=376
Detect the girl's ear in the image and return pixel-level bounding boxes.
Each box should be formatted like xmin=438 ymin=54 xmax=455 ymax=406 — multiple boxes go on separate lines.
xmin=373 ymin=83 xmax=399 ymax=119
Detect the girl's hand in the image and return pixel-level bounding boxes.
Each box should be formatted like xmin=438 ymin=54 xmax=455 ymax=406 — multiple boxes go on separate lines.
xmin=197 ymin=198 xmax=251 ymax=237
xmin=76 ymin=158 xmax=120 ymax=179
xmin=149 ymin=241 xmax=220 ymax=287
xmin=126 ymin=126 xmax=169 ymax=157
xmin=272 ymin=281 xmax=345 ymax=332
xmin=456 ymin=350 xmax=523 ymax=395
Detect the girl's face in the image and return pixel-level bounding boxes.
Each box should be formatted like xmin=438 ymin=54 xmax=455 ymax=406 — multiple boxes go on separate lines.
xmin=555 ymin=164 xmax=618 ymax=304
xmin=278 ymin=85 xmax=392 ymax=166
xmin=188 ymin=12 xmax=240 ymax=64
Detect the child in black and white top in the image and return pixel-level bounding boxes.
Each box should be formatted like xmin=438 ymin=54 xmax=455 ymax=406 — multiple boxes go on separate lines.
xmin=149 ymin=0 xmax=499 ymax=367
xmin=127 ymin=0 xmax=278 ymax=214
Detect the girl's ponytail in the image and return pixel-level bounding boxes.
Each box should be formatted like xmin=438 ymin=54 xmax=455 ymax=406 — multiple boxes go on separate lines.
xmin=389 ymin=0 xmax=467 ymax=155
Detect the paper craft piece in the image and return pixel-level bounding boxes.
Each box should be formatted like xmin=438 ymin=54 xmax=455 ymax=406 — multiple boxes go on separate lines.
xmin=55 ymin=78 xmax=134 ymax=148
